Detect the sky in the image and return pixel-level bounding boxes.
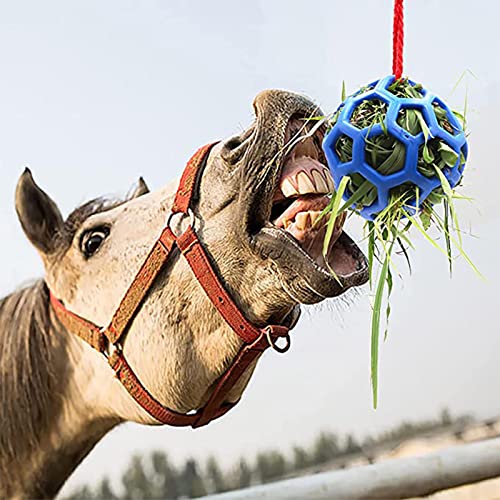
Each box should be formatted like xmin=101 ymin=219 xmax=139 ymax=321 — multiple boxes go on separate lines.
xmin=0 ymin=0 xmax=498 ymax=494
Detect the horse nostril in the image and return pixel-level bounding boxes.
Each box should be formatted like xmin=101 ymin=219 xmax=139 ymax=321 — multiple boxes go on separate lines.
xmin=221 ymin=129 xmax=254 ymax=164
xmin=225 ymin=137 xmax=242 ymax=150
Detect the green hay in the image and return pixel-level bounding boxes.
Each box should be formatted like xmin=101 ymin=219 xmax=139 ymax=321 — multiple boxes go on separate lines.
xmin=319 ymin=79 xmax=480 ymax=408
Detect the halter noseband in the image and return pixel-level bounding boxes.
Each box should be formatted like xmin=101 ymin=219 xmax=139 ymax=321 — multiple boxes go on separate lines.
xmin=49 ymin=143 xmax=293 ymax=428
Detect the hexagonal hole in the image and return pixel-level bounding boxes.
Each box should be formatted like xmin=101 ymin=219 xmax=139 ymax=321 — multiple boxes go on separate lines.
xmin=334 ymin=134 xmax=353 ymax=163
xmin=365 ymin=133 xmax=406 ymax=175
xmin=350 ymin=99 xmax=388 ymax=129
xmin=345 ymin=173 xmax=378 ymax=209
xmin=397 ymin=107 xmax=429 ymax=136
xmin=351 ymin=85 xmax=375 ymax=99
xmin=387 ymin=79 xmax=424 ymax=99
xmin=389 ymin=182 xmax=421 ymax=209
xmin=417 ymin=138 xmax=442 ymax=177
xmin=432 ymin=100 xmax=461 ymax=136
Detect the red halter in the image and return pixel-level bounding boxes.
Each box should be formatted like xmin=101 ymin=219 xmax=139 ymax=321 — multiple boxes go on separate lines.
xmin=49 ymin=143 xmax=293 ymax=428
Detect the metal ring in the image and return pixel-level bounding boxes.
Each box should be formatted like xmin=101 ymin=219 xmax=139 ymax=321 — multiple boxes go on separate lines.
xmin=265 ymin=327 xmax=291 ymax=354
xmin=102 ymin=332 xmax=123 ymax=360
xmin=110 ymin=342 xmax=122 ymax=358
xmin=166 ymin=208 xmax=196 ymax=232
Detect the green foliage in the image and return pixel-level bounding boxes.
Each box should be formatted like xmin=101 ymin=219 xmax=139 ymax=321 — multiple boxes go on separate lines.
xmin=292 ymin=446 xmax=310 ymax=470
xmin=441 ymin=408 xmax=452 ymax=426
xmin=150 ymin=451 xmax=179 ymax=499
xmin=206 ymin=456 xmax=227 ymax=494
xmin=63 ymin=485 xmax=94 ymax=500
xmin=344 ymin=434 xmax=362 ymax=455
xmin=96 ymin=479 xmax=117 ymax=500
xmin=233 ymin=458 xmax=252 ymax=489
xmin=179 ymin=459 xmax=206 ymax=498
xmin=322 ymin=79 xmax=480 ymax=408
xmin=312 ymin=432 xmax=340 ymax=464
xmin=122 ymin=455 xmax=154 ymax=500
xmin=64 ymin=409 xmax=470 ymax=499
xmin=334 ymin=79 xmax=465 ymax=211
xmin=370 ymin=410 xmax=472 ymax=445
xmin=255 ymin=450 xmax=287 ymax=483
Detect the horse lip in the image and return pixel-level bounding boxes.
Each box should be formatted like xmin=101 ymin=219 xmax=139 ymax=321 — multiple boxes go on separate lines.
xmin=251 ymin=226 xmax=369 ymax=298
xmin=240 ymin=91 xmax=369 ymax=298
xmin=244 ymin=111 xmax=328 ymax=233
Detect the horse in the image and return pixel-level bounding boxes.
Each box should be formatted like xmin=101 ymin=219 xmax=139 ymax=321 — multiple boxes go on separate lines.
xmin=0 ymin=89 xmax=368 ymax=498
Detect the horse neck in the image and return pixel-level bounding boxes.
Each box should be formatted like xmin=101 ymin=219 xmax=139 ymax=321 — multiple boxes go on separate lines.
xmin=0 ymin=281 xmax=120 ymax=498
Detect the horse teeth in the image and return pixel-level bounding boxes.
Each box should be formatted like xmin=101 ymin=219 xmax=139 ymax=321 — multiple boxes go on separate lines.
xmin=309 ymin=210 xmax=322 ymax=227
xmin=296 ymin=172 xmax=315 ymax=194
xmin=323 ymin=170 xmax=335 ymax=191
xmin=295 ymin=211 xmax=310 ymax=230
xmin=281 ymin=178 xmax=298 ymax=198
xmin=311 ymin=170 xmax=328 ymax=193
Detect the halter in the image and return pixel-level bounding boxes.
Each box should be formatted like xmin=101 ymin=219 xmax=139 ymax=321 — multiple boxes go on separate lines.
xmin=49 ymin=143 xmax=293 ymax=428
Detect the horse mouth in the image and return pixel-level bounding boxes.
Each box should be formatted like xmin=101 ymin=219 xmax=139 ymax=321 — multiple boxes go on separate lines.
xmin=253 ymin=115 xmax=369 ymax=300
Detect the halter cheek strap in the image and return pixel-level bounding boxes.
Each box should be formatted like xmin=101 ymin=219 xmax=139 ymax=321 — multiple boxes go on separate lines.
xmin=49 ymin=143 xmax=293 ymax=428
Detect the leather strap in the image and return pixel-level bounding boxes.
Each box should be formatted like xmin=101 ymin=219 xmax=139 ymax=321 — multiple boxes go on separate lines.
xmin=50 ymin=293 xmax=106 ymax=352
xmin=108 ymin=351 xmax=234 ymax=427
xmin=106 ymin=227 xmax=177 ymax=345
xmin=177 ymin=226 xmax=263 ymax=344
xmin=193 ymin=327 xmax=287 ymax=428
xmin=171 ymin=142 xmax=215 ymax=214
xmin=49 ymin=143 xmax=293 ymax=428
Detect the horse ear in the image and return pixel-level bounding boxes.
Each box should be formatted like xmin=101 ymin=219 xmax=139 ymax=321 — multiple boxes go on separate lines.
xmin=15 ymin=168 xmax=64 ymax=256
xmin=126 ymin=177 xmax=150 ymax=200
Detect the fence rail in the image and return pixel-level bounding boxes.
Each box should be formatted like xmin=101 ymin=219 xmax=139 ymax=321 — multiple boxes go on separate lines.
xmin=203 ymin=437 xmax=500 ymax=499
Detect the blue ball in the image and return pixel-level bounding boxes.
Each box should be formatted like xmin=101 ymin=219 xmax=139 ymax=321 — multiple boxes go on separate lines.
xmin=322 ymin=75 xmax=468 ymax=221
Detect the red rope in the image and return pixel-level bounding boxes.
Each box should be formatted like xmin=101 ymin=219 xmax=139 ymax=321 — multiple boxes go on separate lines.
xmin=392 ymin=0 xmax=404 ymax=79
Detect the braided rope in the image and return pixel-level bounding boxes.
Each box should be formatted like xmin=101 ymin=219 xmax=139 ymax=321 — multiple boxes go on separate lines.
xmin=392 ymin=0 xmax=404 ymax=79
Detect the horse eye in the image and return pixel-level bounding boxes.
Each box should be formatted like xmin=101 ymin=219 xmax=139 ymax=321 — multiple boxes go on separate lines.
xmin=80 ymin=227 xmax=109 ymax=258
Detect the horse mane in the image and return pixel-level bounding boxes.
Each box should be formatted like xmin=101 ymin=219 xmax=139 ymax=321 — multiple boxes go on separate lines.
xmin=0 ymin=194 xmax=132 ymax=492
xmin=0 ymin=280 xmax=68 ymax=483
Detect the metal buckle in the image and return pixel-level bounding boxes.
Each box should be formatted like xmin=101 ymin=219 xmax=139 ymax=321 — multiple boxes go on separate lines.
xmin=264 ymin=326 xmax=291 ymax=354
xmin=166 ymin=208 xmax=195 ymax=234
xmin=101 ymin=328 xmax=123 ymax=360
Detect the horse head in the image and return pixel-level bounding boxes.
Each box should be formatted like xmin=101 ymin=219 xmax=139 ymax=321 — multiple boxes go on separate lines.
xmin=6 ymin=89 xmax=368 ymax=497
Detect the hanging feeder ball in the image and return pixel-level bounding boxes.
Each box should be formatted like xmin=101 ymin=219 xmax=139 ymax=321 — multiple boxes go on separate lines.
xmin=322 ymin=75 xmax=468 ymax=221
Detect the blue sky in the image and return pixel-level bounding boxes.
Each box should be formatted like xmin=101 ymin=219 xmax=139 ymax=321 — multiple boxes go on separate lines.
xmin=0 ymin=0 xmax=498 ymax=493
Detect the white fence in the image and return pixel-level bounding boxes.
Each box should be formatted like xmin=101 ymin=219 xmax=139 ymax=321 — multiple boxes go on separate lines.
xmin=203 ymin=437 xmax=500 ymax=499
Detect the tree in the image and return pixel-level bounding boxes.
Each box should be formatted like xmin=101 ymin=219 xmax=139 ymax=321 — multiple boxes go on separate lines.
xmin=233 ymin=457 xmax=252 ymax=489
xmin=344 ymin=434 xmax=362 ymax=455
xmin=292 ymin=446 xmax=310 ymax=471
xmin=206 ymin=456 xmax=226 ymax=493
xmin=312 ymin=432 xmax=340 ymax=464
xmin=121 ymin=454 xmax=154 ymax=499
xmin=95 ymin=478 xmax=117 ymax=499
xmin=363 ymin=436 xmax=375 ymax=449
xmin=179 ymin=458 xmax=207 ymax=498
xmin=440 ymin=408 xmax=452 ymax=426
xmin=64 ymin=485 xmax=94 ymax=499
xmin=64 ymin=409 xmax=475 ymax=499
xmin=151 ymin=451 xmax=179 ymax=499
xmin=255 ymin=451 xmax=287 ymax=484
